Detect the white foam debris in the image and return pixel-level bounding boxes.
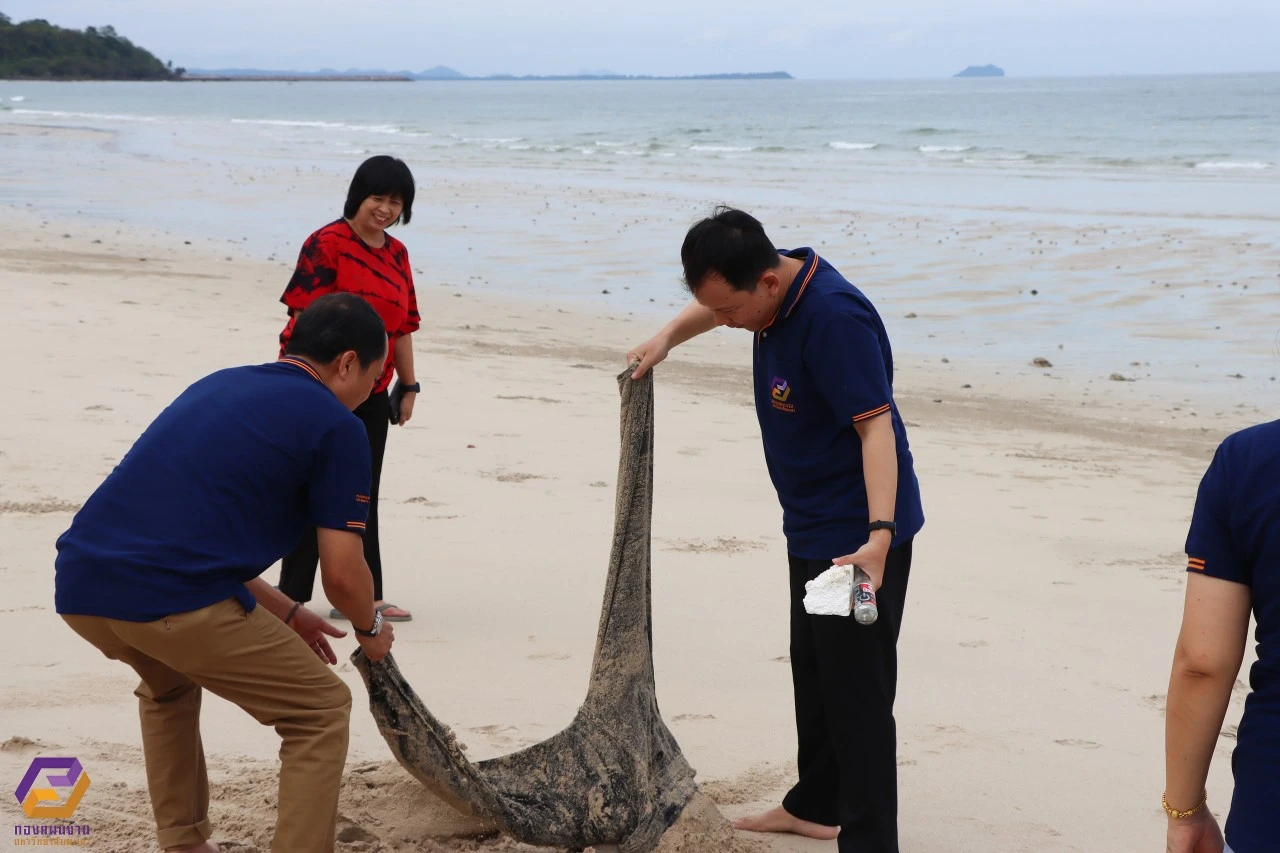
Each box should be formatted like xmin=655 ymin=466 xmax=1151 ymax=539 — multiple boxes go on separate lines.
xmin=803 ymin=564 xmax=853 ymax=616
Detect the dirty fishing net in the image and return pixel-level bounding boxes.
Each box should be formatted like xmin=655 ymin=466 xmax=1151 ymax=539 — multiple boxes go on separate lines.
xmin=353 ymin=368 xmax=702 ymax=851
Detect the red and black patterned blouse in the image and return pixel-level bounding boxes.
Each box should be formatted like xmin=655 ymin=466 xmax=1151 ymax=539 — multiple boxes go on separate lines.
xmin=278 ymin=219 xmax=420 ymax=394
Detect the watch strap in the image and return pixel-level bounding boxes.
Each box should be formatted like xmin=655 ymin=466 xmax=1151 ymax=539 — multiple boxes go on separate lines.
xmin=354 ymin=610 xmax=382 ymax=638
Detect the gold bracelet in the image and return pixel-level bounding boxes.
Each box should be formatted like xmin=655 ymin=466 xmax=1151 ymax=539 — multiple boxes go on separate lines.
xmin=1162 ymin=790 xmax=1207 ymax=819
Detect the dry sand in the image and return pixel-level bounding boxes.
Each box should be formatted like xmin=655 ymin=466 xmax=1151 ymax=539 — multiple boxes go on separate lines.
xmin=0 ymin=214 xmax=1271 ymax=851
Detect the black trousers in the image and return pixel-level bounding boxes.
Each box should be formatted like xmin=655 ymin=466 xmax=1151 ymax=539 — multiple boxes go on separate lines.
xmin=782 ymin=540 xmax=913 ymax=853
xmin=278 ymin=389 xmax=390 ymax=602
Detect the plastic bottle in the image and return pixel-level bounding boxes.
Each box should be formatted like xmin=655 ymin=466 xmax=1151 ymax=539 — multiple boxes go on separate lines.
xmin=852 ymin=566 xmax=879 ymax=625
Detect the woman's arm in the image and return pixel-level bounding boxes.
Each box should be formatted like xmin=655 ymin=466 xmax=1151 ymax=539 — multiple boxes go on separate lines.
xmin=393 ymin=334 xmax=416 ymax=425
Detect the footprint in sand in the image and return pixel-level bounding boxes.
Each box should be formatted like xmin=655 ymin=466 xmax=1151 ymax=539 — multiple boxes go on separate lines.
xmin=485 ymin=471 xmax=549 ymax=484
xmin=0 ymin=500 xmax=82 ymax=514
xmin=1054 ymin=738 xmax=1102 ymax=749
xmin=495 ymin=395 xmax=566 ymax=404
xmin=1 ymin=736 xmax=44 ymax=753
xmin=664 ymin=537 xmax=766 ymax=554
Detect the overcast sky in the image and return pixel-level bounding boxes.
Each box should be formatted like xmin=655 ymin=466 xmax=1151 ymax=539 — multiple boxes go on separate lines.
xmin=8 ymin=0 xmax=1278 ymax=78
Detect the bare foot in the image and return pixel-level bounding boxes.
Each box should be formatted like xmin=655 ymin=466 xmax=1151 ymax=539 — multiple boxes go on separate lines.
xmin=166 ymin=842 xmax=219 ymax=853
xmin=732 ymin=805 xmax=839 ymax=840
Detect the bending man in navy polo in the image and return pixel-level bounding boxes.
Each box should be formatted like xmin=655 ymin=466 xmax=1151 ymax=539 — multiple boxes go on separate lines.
xmin=1164 ymin=419 xmax=1280 ymax=853
xmin=55 ymin=293 xmax=396 ymax=853
xmin=627 ymin=207 xmax=923 ymax=853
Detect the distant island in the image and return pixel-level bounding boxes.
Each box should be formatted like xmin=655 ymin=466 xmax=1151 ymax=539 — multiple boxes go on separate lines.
xmin=0 ymin=12 xmax=182 ymax=80
xmin=185 ymin=66 xmax=793 ymax=82
xmin=954 ymin=65 xmax=1005 ymax=78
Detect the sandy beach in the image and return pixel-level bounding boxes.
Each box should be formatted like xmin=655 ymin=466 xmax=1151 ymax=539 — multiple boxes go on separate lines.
xmin=0 ymin=178 xmax=1272 ymax=852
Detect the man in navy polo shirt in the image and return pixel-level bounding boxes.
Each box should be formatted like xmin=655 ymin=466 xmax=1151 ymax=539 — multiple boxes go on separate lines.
xmin=1164 ymin=418 xmax=1280 ymax=853
xmin=627 ymin=207 xmax=923 ymax=853
xmin=55 ymin=293 xmax=396 ymax=853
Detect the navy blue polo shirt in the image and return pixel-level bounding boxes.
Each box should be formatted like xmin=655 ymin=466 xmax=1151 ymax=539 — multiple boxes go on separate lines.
xmin=753 ymin=248 xmax=924 ymax=560
xmin=55 ymin=358 xmax=372 ymax=622
xmin=1185 ymin=419 xmax=1280 ymax=851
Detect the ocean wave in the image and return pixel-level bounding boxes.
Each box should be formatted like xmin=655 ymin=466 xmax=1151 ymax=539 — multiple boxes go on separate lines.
xmin=906 ymin=127 xmax=955 ymax=135
xmin=12 ymin=108 xmax=155 ymax=122
xmin=467 ymin=136 xmax=523 ymax=145
xmin=689 ymin=144 xmax=756 ymax=152
xmin=1192 ymin=161 xmax=1271 ymax=170
xmin=829 ymin=141 xmax=879 ymax=150
xmin=9 ymin=96 xmax=25 ymax=102
xmin=230 ymin=118 xmax=402 ymax=134
xmin=919 ymin=145 xmax=973 ymax=153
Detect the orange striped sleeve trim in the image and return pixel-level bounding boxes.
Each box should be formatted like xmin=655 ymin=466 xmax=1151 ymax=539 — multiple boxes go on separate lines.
xmin=346 ymin=521 xmax=367 ymax=530
xmin=853 ymin=403 xmax=892 ymax=423
xmin=278 ymin=356 xmax=323 ymax=383
xmin=1187 ymin=557 xmax=1206 ymax=572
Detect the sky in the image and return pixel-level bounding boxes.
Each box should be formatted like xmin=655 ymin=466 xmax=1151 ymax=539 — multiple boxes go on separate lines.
xmin=7 ymin=0 xmax=1278 ymax=78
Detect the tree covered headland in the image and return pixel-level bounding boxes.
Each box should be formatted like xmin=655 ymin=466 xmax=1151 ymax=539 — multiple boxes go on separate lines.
xmin=0 ymin=12 xmax=183 ymax=80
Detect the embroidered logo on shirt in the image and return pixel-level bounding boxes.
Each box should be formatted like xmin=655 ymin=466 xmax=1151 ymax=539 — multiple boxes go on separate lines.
xmin=771 ymin=377 xmax=795 ymax=412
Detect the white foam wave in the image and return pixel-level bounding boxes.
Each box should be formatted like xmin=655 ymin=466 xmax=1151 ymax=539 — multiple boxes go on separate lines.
xmin=1193 ymin=161 xmax=1271 ymax=170
xmin=230 ymin=118 xmax=401 ymax=134
xmin=829 ymin=141 xmax=878 ymax=150
xmin=9 ymin=96 xmax=25 ymax=102
xmin=689 ymin=144 xmax=756 ymax=152
xmin=919 ymin=144 xmax=973 ymax=153
xmin=12 ymin=108 xmax=155 ymax=122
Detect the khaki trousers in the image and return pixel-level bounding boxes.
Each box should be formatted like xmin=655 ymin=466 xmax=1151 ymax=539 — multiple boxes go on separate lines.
xmin=63 ymin=597 xmax=352 ymax=852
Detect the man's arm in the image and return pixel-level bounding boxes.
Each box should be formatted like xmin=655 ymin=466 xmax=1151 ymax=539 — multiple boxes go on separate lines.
xmin=244 ymin=576 xmax=349 ymax=664
xmin=626 ymin=301 xmax=718 ymax=378
xmin=1165 ymin=573 xmax=1249 ymax=815
xmin=245 ymin=577 xmax=296 ymax=621
xmin=832 ymin=411 xmax=898 ymax=589
xmin=318 ymin=528 xmax=394 ymax=661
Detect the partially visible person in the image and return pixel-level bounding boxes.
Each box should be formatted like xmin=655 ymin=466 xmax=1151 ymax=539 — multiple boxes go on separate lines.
xmin=1164 ymin=418 xmax=1280 ymax=853
xmin=276 ymin=154 xmax=420 ymax=623
xmin=626 ymin=207 xmax=924 ymax=853
xmin=55 ymin=293 xmax=396 ymax=853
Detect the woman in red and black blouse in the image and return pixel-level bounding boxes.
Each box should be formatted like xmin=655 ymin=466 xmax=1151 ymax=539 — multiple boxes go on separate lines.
xmin=276 ymin=155 xmax=419 ymax=622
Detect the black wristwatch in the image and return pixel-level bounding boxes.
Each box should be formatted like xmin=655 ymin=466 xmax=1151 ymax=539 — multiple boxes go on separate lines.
xmin=868 ymin=520 xmax=897 ymax=537
xmin=398 ymin=382 xmax=421 ymax=394
xmin=353 ymin=611 xmax=383 ymax=638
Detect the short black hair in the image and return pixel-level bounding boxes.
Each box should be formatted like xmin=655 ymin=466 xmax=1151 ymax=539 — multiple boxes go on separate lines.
xmin=680 ymin=206 xmax=780 ymax=293
xmin=284 ymin=293 xmax=387 ymax=369
xmin=343 ymin=155 xmax=416 ymax=225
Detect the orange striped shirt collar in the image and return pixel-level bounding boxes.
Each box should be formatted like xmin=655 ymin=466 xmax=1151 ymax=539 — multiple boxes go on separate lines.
xmin=758 ymin=249 xmax=820 ymax=336
xmin=277 ymin=356 xmax=323 ymax=384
